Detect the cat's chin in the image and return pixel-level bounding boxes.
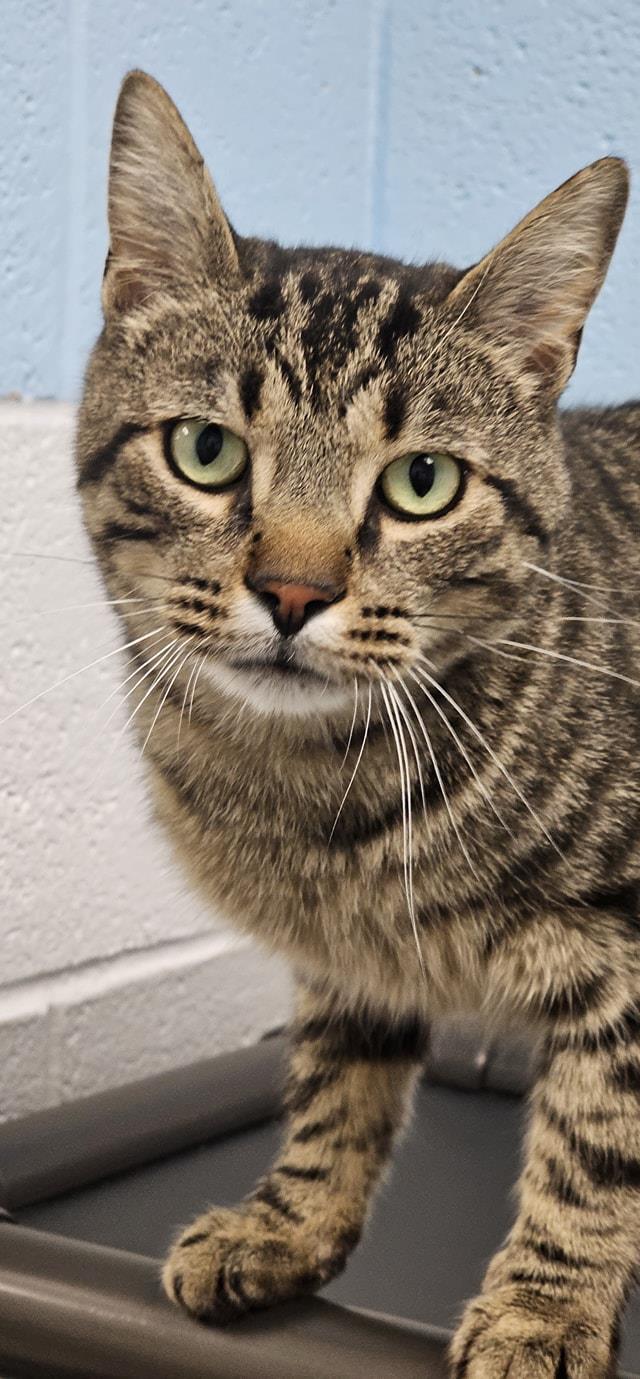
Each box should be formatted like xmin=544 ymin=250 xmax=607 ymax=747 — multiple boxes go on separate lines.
xmin=200 ymin=658 xmax=354 ymax=719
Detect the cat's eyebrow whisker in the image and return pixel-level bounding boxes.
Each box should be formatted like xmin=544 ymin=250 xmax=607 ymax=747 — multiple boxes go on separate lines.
xmin=141 ymin=640 xmax=197 ymax=758
xmin=393 ymin=675 xmax=480 ymax=885
xmin=413 ymin=655 xmax=561 ymax=857
xmin=339 ymin=678 xmax=360 ymax=770
xmin=0 ymin=624 xmax=167 ymax=729
xmin=405 ymin=667 xmax=512 ymax=837
xmin=328 ymin=681 xmax=371 ymax=842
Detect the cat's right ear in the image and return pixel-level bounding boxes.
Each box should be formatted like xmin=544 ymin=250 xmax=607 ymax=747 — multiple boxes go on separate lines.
xmin=102 ymin=71 xmax=238 ymax=316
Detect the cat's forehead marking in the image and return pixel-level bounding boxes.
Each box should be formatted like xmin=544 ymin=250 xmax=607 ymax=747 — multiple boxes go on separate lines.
xmin=241 ymin=258 xmax=426 ymax=412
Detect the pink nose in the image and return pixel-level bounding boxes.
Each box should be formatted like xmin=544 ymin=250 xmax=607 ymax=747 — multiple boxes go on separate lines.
xmin=246 ymin=575 xmax=343 ymax=636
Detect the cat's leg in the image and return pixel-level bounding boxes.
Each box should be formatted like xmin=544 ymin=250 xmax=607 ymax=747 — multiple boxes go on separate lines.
xmin=163 ymin=982 xmax=427 ymax=1322
xmin=452 ymin=1012 xmax=640 ymax=1379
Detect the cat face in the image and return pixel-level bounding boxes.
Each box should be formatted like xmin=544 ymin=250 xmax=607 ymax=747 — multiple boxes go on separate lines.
xmin=77 ymin=72 xmax=628 ymax=719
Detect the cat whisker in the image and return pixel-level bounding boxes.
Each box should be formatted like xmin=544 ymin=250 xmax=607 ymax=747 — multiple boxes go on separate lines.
xmin=413 ymin=656 xmax=561 ymax=856
xmin=189 ymin=653 xmax=208 ymax=725
xmin=522 ymin=561 xmax=640 ymax=623
xmin=484 ymin=636 xmax=640 ymax=692
xmin=116 ymin=639 xmax=189 ymax=744
xmin=35 ymin=597 xmax=166 ymax=617
xmin=97 ymin=636 xmax=181 ymax=733
xmin=393 ymin=675 xmax=480 ymax=884
xmin=385 ymin=680 xmax=420 ymax=936
xmin=0 ymin=624 xmax=167 ymax=729
xmin=524 ymin=561 xmax=640 ymax=597
xmin=1 ymin=549 xmax=96 ymax=567
xmin=178 ymin=653 xmax=203 ymax=748
xmin=339 ymin=678 xmax=360 ymax=770
xmin=386 ymin=680 xmax=427 ymax=821
xmin=141 ymin=640 xmax=197 ymax=758
xmin=405 ymin=667 xmax=512 ymax=837
xmin=328 ymin=681 xmax=371 ymax=841
xmin=379 ymin=678 xmax=418 ymax=960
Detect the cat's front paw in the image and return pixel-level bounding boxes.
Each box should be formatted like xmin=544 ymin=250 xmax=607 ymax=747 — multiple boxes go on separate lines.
xmin=162 ymin=1204 xmax=351 ymax=1324
xmin=451 ymin=1287 xmax=613 ymax=1379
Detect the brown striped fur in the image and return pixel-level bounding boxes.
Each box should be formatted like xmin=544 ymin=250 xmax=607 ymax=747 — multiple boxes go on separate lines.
xmin=77 ymin=71 xmax=640 ymax=1375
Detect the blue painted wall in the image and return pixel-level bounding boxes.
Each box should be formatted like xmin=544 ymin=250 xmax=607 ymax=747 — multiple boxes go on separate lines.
xmin=3 ymin=0 xmax=639 ymax=403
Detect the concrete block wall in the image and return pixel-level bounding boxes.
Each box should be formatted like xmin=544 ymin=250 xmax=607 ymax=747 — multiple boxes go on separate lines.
xmin=0 ymin=402 xmax=291 ymax=1121
xmin=2 ymin=0 xmax=640 ymax=405
xmin=2 ymin=1 xmax=640 ymax=1119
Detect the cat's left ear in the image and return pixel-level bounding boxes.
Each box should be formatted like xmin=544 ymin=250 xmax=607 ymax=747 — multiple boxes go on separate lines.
xmin=445 ymin=157 xmax=629 ymax=397
xmin=103 ymin=70 xmax=239 ymax=316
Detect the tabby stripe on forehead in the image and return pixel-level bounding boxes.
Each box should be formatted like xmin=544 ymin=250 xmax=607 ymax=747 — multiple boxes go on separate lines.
xmin=377 ymin=291 xmax=421 ymax=364
xmin=383 ymin=386 xmax=407 ymax=441
xmin=484 ymin=474 xmax=549 ymax=547
xmin=239 ymin=364 xmax=264 ymax=420
xmin=77 ymin=421 xmax=146 ymax=488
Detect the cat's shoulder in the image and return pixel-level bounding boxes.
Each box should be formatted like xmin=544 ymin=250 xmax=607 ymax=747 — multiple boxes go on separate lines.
xmin=560 ymin=399 xmax=640 ymax=460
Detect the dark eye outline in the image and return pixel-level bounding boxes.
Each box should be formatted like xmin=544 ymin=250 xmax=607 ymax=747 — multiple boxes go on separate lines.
xmin=375 ymin=452 xmax=467 ymax=523
xmin=162 ymin=418 xmax=250 ymax=492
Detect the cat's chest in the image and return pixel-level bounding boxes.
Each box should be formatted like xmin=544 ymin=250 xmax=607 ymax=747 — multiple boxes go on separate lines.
xmin=149 ymin=729 xmax=494 ymax=1004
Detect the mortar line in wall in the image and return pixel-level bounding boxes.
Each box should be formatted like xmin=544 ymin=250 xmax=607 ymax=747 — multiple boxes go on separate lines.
xmin=367 ymin=0 xmax=391 ymax=252
xmin=0 ymin=929 xmax=249 ymax=1021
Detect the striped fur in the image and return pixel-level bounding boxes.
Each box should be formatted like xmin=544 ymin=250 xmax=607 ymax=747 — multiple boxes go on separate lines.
xmin=78 ymin=71 xmax=639 ymax=1374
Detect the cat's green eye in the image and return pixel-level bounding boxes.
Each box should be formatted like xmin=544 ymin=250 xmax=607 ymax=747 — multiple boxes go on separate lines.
xmin=167 ymin=419 xmax=248 ymax=489
xmin=378 ymin=451 xmax=464 ymax=520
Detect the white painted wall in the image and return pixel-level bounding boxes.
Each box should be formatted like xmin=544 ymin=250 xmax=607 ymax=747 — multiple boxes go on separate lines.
xmin=0 ymin=401 xmax=291 ymax=1122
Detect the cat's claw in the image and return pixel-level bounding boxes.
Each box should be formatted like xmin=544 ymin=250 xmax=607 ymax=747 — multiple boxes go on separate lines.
xmin=162 ymin=1205 xmax=344 ymax=1324
xmin=451 ymin=1288 xmax=614 ymax=1379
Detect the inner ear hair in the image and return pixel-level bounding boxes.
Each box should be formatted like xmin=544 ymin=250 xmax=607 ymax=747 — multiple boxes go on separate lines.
xmin=103 ymin=69 xmax=238 ymax=316
xmin=445 ymin=156 xmax=629 ymax=397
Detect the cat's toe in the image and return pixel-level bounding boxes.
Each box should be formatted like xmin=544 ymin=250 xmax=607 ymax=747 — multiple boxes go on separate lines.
xmin=451 ymin=1289 xmax=613 ymax=1379
xmin=162 ymin=1206 xmax=330 ymax=1325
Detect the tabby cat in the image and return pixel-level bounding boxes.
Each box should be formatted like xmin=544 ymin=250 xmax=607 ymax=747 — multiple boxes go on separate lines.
xmin=77 ymin=69 xmax=639 ymax=1378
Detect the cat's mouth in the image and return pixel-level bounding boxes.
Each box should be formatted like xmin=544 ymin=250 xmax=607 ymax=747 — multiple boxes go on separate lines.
xmin=229 ymin=654 xmax=327 ymax=685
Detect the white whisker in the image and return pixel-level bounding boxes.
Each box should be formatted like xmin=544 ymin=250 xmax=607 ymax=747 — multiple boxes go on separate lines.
xmin=141 ymin=641 xmax=196 ymax=757
xmin=188 ymin=654 xmax=208 ymax=724
xmin=97 ymin=636 xmax=180 ymax=730
xmin=116 ymin=640 xmax=188 ymax=743
xmin=379 ymin=679 xmax=416 ymax=943
xmin=524 ymin=561 xmax=640 ymax=597
xmin=0 ymin=625 xmax=167 ymax=729
xmin=487 ymin=636 xmax=640 ymax=692
xmin=340 ymin=679 xmax=360 ymax=770
xmin=329 ymin=682 xmax=372 ymax=842
xmin=35 ymin=598 xmax=166 ymax=618
xmin=413 ymin=657 xmax=561 ymax=856
xmin=394 ymin=676 xmax=479 ymax=882
xmin=406 ymin=667 xmax=512 ymax=836
xmin=178 ymin=654 xmax=201 ymax=748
